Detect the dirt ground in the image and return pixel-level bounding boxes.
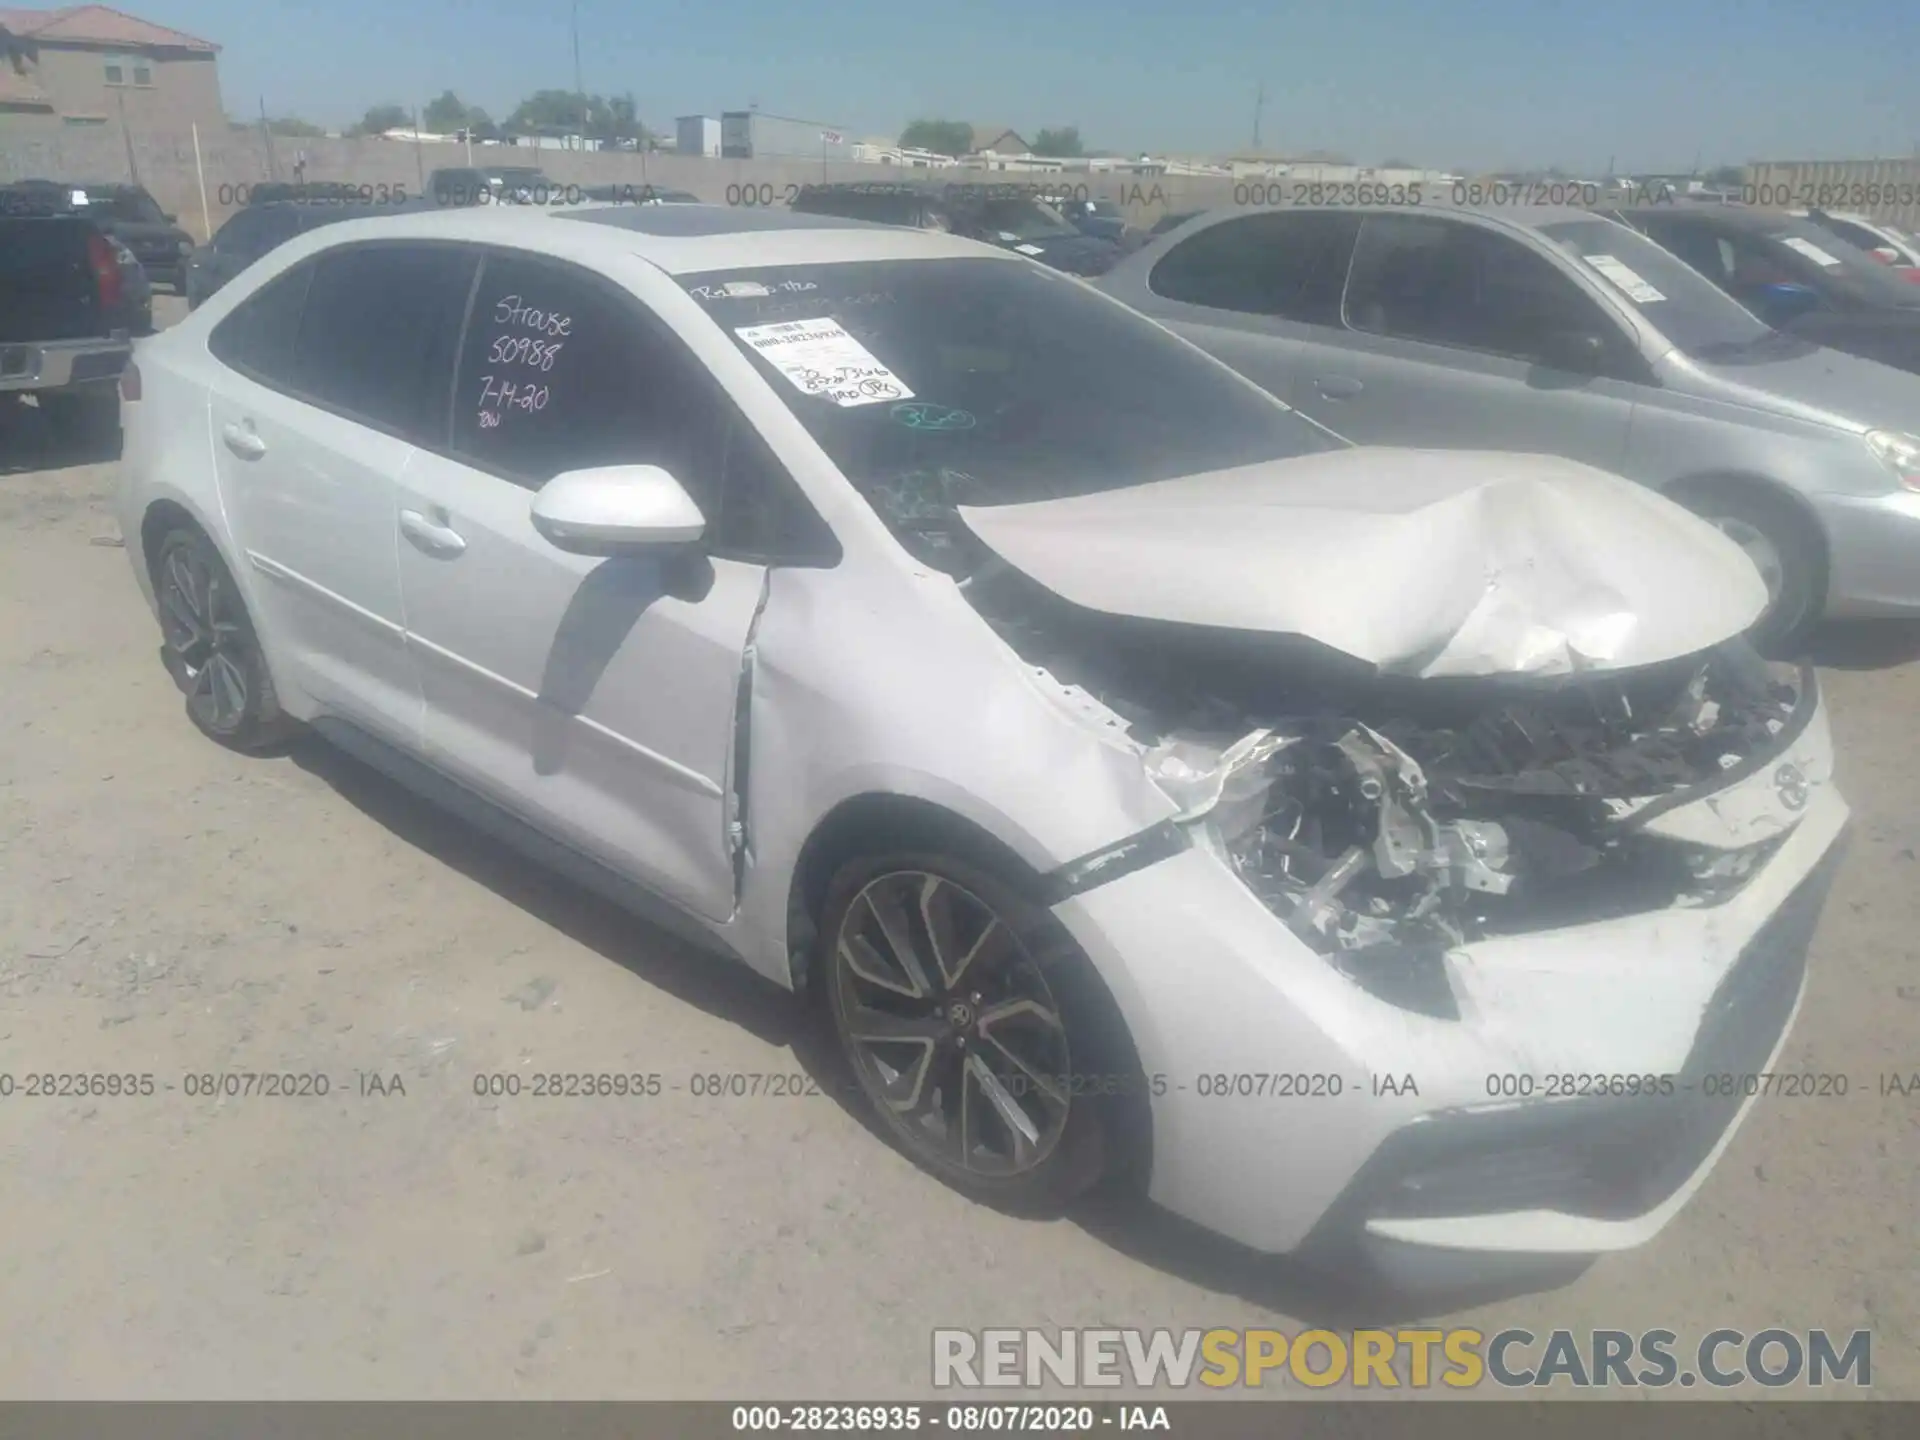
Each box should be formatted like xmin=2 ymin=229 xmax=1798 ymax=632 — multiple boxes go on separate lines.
xmin=1 ymin=307 xmax=1916 ymax=1399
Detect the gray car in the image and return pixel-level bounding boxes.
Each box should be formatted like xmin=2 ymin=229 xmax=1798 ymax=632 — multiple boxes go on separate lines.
xmin=1097 ymin=204 xmax=1920 ymax=641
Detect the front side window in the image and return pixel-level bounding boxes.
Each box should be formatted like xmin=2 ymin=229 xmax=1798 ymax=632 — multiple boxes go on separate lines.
xmin=451 ymin=253 xmax=833 ymax=561
xmin=1150 ymin=211 xmax=1360 ymax=324
xmin=1344 ymin=214 xmax=1622 ymax=363
xmin=290 ymin=244 xmax=478 ymax=441
xmin=208 ymin=261 xmax=314 ymax=382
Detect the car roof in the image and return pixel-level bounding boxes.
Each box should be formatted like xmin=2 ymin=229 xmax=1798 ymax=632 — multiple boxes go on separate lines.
xmin=1153 ymin=201 xmax=1612 ymax=235
xmin=233 ymin=201 xmax=1014 ymax=275
xmin=1608 ymin=204 xmax=1792 ymax=232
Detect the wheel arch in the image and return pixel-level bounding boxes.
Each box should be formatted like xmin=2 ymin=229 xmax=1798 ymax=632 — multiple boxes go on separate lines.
xmin=783 ymin=791 xmax=1052 ymax=994
xmin=1657 ymin=468 xmax=1833 ymax=604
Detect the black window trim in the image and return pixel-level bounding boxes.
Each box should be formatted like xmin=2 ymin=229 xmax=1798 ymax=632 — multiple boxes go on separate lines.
xmin=208 ymin=238 xmax=483 ymax=450
xmin=1337 ymin=211 xmax=1651 ymax=382
xmin=442 ymin=244 xmax=842 ymax=569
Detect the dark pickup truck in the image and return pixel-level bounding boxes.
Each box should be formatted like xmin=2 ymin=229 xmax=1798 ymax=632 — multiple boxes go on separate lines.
xmin=0 ymin=197 xmax=137 ymax=440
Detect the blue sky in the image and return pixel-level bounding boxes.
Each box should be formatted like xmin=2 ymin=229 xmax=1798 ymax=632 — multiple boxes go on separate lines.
xmin=155 ymin=0 xmax=1919 ymax=169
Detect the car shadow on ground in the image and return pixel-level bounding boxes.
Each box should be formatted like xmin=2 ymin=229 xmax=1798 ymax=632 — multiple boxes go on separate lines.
xmin=0 ymin=395 xmax=122 ymax=474
xmin=1805 ymin=619 xmax=1920 ymax=672
xmin=288 ymin=733 xmax=1591 ymax=1326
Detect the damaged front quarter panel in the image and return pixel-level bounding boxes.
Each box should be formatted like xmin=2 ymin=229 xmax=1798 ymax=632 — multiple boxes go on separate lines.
xmin=1129 ymin=647 xmax=1827 ymax=1006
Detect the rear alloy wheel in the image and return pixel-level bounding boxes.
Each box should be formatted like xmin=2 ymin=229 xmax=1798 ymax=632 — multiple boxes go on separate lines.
xmin=1671 ymin=483 xmax=1824 ymax=653
xmin=154 ymin=527 xmax=294 ymax=751
xmin=821 ymin=854 xmax=1126 ymax=1209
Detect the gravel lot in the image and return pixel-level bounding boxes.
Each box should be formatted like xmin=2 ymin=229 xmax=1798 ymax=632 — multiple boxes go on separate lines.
xmin=1 ymin=298 xmax=1916 ymax=1399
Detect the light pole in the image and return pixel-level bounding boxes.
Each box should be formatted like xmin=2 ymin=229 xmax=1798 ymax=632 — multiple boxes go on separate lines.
xmin=571 ymin=0 xmax=585 ymax=151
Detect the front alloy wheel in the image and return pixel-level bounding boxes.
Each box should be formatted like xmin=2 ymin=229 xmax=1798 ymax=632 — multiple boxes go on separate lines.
xmin=831 ymin=870 xmax=1074 ymax=1179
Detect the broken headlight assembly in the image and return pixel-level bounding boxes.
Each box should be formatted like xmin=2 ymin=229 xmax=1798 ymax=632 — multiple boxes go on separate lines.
xmin=1148 ymin=646 xmax=1813 ymax=1022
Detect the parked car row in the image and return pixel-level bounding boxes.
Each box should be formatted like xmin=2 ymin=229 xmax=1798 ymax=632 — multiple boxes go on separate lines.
xmin=1100 ymin=203 xmax=1920 ymax=643
xmin=116 ymin=199 xmax=1850 ymax=1279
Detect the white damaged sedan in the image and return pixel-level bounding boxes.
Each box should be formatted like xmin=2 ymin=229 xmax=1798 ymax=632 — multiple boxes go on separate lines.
xmin=117 ymin=204 xmax=1847 ymax=1273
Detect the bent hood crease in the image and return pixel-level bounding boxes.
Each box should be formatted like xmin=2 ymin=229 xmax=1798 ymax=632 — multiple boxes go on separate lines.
xmin=957 ymin=447 xmax=1769 ymax=678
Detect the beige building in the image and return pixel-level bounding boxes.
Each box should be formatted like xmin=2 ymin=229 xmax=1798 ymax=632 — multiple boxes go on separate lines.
xmin=967 ymin=124 xmax=1030 ymax=157
xmin=0 ymin=5 xmax=221 ymax=132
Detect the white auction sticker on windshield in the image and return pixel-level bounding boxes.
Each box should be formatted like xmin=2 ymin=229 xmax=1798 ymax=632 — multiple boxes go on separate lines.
xmin=1779 ymin=235 xmax=1843 ymax=267
xmin=1013 ymin=243 xmax=1046 ymax=256
xmin=1583 ymin=254 xmax=1666 ymax=303
xmin=734 ymin=317 xmax=913 ymax=407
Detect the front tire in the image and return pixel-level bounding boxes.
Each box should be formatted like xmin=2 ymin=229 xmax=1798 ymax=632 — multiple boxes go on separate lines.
xmin=817 ymin=850 xmax=1143 ymax=1212
xmin=152 ymin=526 xmax=295 ymax=752
xmin=1669 ymin=481 xmax=1825 ymax=653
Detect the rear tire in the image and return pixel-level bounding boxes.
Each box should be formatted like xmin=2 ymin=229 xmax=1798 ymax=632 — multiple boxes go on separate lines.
xmin=1668 ymin=481 xmax=1825 ymax=653
xmin=152 ymin=526 xmax=296 ymax=752
xmin=816 ymin=849 xmax=1147 ymax=1213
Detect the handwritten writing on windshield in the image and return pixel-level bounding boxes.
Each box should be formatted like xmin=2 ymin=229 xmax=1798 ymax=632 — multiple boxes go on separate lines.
xmin=475 ymin=295 xmax=571 ymax=427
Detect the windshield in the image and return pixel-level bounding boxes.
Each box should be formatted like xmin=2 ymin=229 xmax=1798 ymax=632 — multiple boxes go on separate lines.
xmin=492 ymin=169 xmax=550 ymax=188
xmin=1538 ymin=218 xmax=1775 ymax=357
xmin=1760 ymin=218 xmax=1920 ymax=307
xmin=83 ymin=190 xmax=166 ymax=224
xmin=681 ymin=257 xmax=1337 ymax=556
xmin=973 ymin=198 xmax=1078 ymax=241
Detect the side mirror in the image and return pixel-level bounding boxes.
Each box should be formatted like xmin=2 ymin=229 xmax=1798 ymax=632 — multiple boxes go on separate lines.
xmin=530 ymin=464 xmax=705 ymax=555
xmin=164 ymin=212 xmax=178 ymax=223
xmin=1532 ymin=328 xmax=1609 ymax=374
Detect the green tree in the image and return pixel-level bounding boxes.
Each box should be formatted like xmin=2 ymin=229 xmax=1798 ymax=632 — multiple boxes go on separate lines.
xmin=350 ymin=103 xmax=412 ymax=137
xmin=267 ymin=116 xmax=325 ymax=137
xmin=422 ymin=90 xmax=472 ymax=133
xmin=1705 ymin=164 xmax=1746 ymax=187
xmin=899 ymin=118 xmax=973 ymax=157
xmin=504 ymin=89 xmax=650 ymax=146
xmin=1032 ymin=126 xmax=1084 ymax=158
xmin=1379 ymin=156 xmax=1414 ymax=168
xmin=506 ymin=89 xmax=593 ymax=136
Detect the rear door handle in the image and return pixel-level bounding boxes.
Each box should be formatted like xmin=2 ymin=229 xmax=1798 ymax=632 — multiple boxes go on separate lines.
xmin=221 ymin=421 xmax=267 ymax=459
xmin=399 ymin=508 xmax=467 ymax=557
xmin=1313 ymin=376 xmax=1364 ymax=400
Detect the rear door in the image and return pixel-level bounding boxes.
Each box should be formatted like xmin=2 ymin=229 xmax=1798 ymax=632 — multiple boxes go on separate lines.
xmin=206 ymin=242 xmax=477 ymax=744
xmin=1123 ymin=210 xmax=1362 ymax=405
xmin=1290 ymin=213 xmax=1640 ymax=467
xmin=394 ymin=250 xmax=783 ymax=921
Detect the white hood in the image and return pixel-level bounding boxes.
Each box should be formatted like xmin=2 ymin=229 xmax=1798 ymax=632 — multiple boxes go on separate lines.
xmin=957 ymin=447 xmax=1769 ymax=678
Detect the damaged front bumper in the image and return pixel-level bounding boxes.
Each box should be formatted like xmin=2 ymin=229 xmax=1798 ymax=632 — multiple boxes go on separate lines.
xmin=1046 ymin=687 xmax=1848 ymax=1260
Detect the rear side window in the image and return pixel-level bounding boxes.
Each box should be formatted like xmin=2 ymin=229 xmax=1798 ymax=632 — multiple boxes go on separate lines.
xmin=208 ymin=261 xmax=314 ymax=382
xmin=290 ymin=243 xmax=479 ymax=442
xmin=1149 ymin=212 xmax=1360 ymax=324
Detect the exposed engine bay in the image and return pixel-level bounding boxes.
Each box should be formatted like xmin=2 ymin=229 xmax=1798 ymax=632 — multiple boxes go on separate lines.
xmin=870 ymin=477 xmax=1817 ymax=961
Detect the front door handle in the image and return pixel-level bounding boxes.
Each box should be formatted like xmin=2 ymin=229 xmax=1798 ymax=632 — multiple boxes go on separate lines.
xmin=399 ymin=508 xmax=467 ymax=557
xmin=1313 ymin=375 xmax=1364 ymax=401
xmin=221 ymin=421 xmax=267 ymax=459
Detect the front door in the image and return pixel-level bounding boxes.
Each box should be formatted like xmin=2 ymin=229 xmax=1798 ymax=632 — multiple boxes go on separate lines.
xmin=1290 ymin=213 xmax=1640 ymax=471
xmin=394 ymin=249 xmax=766 ymax=923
